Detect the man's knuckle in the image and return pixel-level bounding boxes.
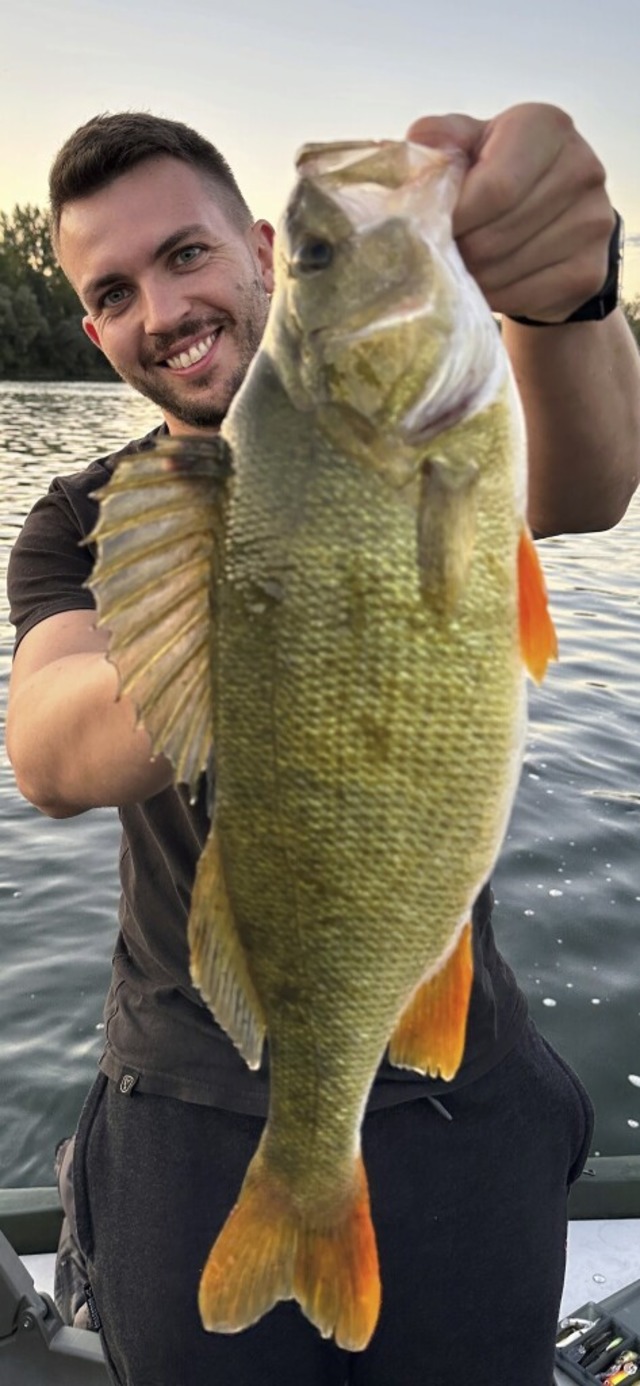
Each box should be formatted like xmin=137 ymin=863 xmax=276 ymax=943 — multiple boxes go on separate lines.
xmin=548 ymin=105 xmax=575 ymax=138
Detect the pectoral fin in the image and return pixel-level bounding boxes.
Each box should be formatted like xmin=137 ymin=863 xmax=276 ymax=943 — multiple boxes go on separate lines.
xmin=189 ymin=823 xmax=266 ymax=1069
xmin=518 ymin=525 xmax=558 ymax=683
xmin=87 ymin=435 xmax=232 ymax=797
xmin=418 ymin=456 xmax=479 ymax=609
xmin=388 ymin=921 xmax=473 ymax=1080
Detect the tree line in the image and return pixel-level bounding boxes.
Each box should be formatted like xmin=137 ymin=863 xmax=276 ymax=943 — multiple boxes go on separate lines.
xmin=0 ymin=203 xmax=639 ymax=382
xmin=0 ymin=204 xmax=116 ymax=380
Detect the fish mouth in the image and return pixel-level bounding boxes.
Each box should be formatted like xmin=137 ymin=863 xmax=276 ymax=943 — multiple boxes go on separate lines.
xmin=158 ymin=328 xmax=224 ymax=374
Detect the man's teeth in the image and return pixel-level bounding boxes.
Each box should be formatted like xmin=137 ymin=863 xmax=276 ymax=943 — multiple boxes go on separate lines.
xmin=166 ymin=332 xmax=217 ymax=370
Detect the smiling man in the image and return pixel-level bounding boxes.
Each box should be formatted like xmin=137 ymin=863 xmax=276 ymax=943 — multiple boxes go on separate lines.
xmin=55 ymin=136 xmax=274 ymax=430
xmin=6 ymin=109 xmax=640 ymax=1386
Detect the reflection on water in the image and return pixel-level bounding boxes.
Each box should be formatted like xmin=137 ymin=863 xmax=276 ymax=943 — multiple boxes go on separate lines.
xmin=1 ymin=383 xmax=161 ymax=1187
xmin=1 ymin=380 xmax=639 ymax=1185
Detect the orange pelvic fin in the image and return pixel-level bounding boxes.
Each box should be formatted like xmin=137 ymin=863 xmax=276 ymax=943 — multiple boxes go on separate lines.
xmin=388 ymin=920 xmax=473 ymax=1080
xmin=518 ymin=525 xmax=558 ymax=683
xmin=199 ymin=1148 xmax=380 ymax=1351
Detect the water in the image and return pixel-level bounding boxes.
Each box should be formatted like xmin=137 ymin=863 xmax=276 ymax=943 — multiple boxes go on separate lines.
xmin=1 ymin=380 xmax=639 ymax=1187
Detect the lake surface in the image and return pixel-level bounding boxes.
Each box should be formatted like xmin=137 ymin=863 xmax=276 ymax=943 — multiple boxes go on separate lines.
xmin=1 ymin=379 xmax=639 ymax=1188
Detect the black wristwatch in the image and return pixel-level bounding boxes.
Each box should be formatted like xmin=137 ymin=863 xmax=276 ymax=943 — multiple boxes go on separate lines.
xmin=507 ymin=211 xmax=624 ymax=326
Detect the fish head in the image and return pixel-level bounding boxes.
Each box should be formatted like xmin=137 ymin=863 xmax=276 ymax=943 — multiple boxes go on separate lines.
xmin=262 ymin=139 xmax=506 ymax=459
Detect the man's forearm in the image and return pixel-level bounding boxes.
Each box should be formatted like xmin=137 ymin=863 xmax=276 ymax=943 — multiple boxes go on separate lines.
xmin=504 ymin=310 xmax=640 ymax=537
xmin=7 ymin=653 xmax=173 ymax=817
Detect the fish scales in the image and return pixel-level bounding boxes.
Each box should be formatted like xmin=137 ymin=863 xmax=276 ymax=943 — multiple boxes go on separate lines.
xmin=216 ymin=370 xmax=521 ymax=1121
xmin=88 ymin=137 xmax=557 ymax=1351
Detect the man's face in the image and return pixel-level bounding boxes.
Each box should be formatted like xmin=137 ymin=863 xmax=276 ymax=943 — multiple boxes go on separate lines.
xmin=57 ymin=156 xmax=275 ymax=433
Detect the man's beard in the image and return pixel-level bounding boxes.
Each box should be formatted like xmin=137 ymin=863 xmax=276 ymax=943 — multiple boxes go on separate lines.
xmin=132 ymin=357 xmax=250 ymax=430
xmin=119 ymin=276 xmax=270 ymax=429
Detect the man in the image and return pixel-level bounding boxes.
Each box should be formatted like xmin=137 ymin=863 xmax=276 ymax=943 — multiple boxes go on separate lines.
xmin=6 ymin=107 xmax=640 ymax=1386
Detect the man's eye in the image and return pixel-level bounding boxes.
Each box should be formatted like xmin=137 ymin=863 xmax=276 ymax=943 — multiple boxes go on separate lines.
xmin=101 ymin=286 xmax=130 ymax=309
xmin=175 ymin=245 xmax=203 ymax=266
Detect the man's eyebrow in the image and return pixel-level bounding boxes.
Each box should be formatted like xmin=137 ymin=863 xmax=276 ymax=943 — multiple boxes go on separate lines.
xmin=153 ymin=224 xmax=212 ymax=261
xmin=83 ymin=225 xmax=213 ymax=302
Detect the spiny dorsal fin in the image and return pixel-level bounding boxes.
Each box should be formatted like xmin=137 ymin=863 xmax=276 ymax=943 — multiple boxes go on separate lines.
xmin=87 ymin=435 xmax=232 ymax=798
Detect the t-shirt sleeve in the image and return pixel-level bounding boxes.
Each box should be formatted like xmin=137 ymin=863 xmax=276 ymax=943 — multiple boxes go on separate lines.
xmin=7 ymin=488 xmax=97 ymax=652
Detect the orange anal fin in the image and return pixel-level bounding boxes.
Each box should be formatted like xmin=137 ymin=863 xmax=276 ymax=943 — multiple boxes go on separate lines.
xmin=518 ymin=526 xmax=558 ymax=683
xmin=388 ymin=921 xmax=473 ymax=1081
xmin=199 ymin=1148 xmax=380 ymax=1352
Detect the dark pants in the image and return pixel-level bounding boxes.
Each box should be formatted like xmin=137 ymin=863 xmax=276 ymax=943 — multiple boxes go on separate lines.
xmin=70 ymin=1019 xmax=593 ymax=1386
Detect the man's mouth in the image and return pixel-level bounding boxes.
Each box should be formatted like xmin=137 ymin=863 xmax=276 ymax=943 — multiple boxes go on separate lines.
xmin=163 ymin=329 xmax=222 ymax=372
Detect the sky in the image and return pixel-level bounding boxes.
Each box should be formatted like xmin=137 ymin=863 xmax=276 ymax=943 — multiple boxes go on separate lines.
xmin=2 ymin=0 xmax=639 ymax=299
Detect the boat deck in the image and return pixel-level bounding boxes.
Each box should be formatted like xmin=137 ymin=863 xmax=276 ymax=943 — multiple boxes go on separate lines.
xmin=17 ymin=1220 xmax=640 ymax=1385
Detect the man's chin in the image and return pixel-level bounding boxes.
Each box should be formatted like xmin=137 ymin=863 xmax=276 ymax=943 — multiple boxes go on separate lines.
xmin=127 ymin=367 xmax=238 ymax=430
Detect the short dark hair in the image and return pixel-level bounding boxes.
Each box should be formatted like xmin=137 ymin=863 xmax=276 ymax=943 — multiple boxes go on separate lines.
xmin=49 ymin=111 xmax=253 ymax=245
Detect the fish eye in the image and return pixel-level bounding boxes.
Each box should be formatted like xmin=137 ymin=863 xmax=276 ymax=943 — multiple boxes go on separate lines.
xmin=292 ymin=237 xmax=334 ymax=273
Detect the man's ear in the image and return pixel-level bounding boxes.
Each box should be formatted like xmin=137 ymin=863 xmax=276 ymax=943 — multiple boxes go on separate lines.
xmin=82 ymin=316 xmax=102 ymax=350
xmin=251 ymin=220 xmax=276 ymax=295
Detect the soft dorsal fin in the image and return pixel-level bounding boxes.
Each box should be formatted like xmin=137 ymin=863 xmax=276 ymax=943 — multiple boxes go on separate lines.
xmin=189 ymin=824 xmax=266 ymax=1069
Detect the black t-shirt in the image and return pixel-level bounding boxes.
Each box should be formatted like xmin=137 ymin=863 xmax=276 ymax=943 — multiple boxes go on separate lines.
xmin=8 ymin=427 xmax=528 ymax=1113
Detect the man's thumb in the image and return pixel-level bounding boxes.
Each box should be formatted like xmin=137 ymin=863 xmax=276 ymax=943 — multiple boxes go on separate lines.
xmin=406 ymin=114 xmax=487 ymax=158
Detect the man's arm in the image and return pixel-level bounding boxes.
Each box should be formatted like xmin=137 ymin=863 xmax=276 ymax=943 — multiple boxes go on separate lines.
xmin=503 ymin=312 xmax=640 ymax=536
xmin=408 ymin=103 xmax=640 ymax=537
xmin=6 ymin=610 xmax=173 ymax=817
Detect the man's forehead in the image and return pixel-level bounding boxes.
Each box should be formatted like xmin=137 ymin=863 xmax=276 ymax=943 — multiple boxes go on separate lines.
xmin=57 ymin=158 xmax=240 ymax=292
xmin=59 ymin=156 xmax=235 ymax=252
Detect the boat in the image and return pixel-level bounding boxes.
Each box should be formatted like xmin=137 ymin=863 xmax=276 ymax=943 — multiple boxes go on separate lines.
xmin=0 ymin=1185 xmax=106 ymax=1382
xmin=2 ymin=1160 xmax=640 ymax=1384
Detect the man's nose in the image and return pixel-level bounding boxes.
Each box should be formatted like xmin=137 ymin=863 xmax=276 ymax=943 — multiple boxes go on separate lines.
xmin=140 ymin=277 xmax=189 ymax=336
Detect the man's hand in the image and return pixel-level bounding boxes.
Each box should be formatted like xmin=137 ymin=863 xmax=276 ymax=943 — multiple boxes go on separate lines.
xmin=7 ymin=610 xmax=173 ymax=817
xmin=407 ymin=103 xmax=615 ymax=323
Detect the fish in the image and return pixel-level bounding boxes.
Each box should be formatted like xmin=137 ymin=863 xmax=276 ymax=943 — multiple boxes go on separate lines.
xmin=87 ymin=137 xmax=558 ymax=1351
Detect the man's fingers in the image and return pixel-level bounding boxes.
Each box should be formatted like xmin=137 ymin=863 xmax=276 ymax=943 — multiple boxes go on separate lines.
xmin=407 ymin=102 xmax=615 ymax=321
xmin=406 ymin=113 xmax=487 ymax=158
xmin=407 ymin=105 xmax=581 ymax=238
xmin=465 ymin=202 xmax=614 ymax=320
xmin=451 ymin=106 xmax=575 ymax=238
xmin=458 ymin=170 xmax=614 ymax=281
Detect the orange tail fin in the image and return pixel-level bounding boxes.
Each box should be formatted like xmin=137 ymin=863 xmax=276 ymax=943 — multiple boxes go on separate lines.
xmin=518 ymin=526 xmax=558 ymax=683
xmin=198 ymin=1147 xmax=380 ymax=1351
xmin=388 ymin=920 xmax=473 ymax=1080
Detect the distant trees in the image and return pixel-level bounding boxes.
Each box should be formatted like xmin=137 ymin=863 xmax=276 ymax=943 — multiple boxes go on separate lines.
xmin=623 ymin=298 xmax=640 ymax=350
xmin=0 ymin=204 xmax=116 ymax=380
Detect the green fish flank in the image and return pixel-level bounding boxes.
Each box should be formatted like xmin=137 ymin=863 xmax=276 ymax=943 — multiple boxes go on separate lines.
xmin=88 ymin=138 xmax=532 ymax=1351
